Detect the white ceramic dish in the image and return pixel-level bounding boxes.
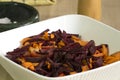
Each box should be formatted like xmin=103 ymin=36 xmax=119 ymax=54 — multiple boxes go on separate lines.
xmin=0 ymin=14 xmax=120 ymax=80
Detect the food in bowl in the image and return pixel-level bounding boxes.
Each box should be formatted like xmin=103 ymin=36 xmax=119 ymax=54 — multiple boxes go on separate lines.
xmin=104 ymin=51 xmax=120 ymax=65
xmin=5 ymin=29 xmax=120 ymax=77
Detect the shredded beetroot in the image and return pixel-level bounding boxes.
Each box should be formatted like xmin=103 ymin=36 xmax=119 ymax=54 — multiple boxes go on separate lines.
xmin=6 ymin=29 xmax=108 ymax=77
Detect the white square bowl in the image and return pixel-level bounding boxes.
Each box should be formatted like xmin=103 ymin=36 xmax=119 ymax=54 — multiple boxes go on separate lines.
xmin=0 ymin=14 xmax=120 ymax=80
